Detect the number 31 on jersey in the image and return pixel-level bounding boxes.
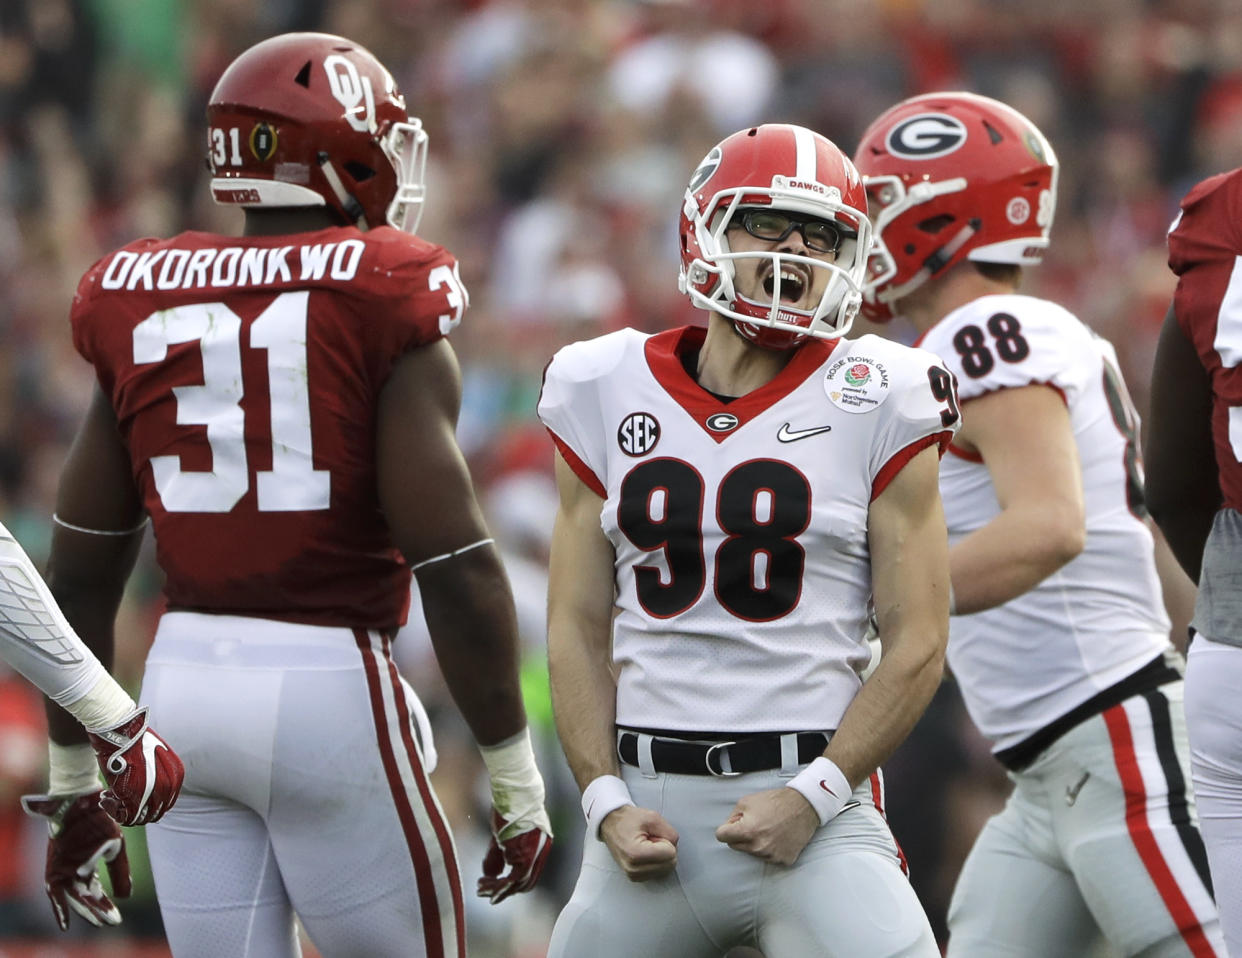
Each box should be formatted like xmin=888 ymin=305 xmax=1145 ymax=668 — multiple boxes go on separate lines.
xmin=133 ymin=265 xmax=467 ymax=514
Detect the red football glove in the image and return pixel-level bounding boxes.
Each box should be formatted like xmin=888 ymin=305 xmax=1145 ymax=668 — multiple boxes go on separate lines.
xmin=86 ymin=707 xmax=185 ymax=826
xmin=477 ymin=807 xmax=553 ymax=904
xmin=20 ymin=790 xmax=131 ymax=931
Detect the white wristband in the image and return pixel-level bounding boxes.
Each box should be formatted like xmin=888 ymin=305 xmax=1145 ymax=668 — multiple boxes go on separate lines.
xmin=47 ymin=742 xmax=101 ymax=796
xmin=786 ymin=757 xmax=854 ymax=827
xmin=581 ymin=774 xmax=634 ymax=839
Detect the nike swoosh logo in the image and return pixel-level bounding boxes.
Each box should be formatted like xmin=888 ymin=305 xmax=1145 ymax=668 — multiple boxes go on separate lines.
xmin=778 ymin=423 xmax=833 ymax=443
xmin=138 ymin=734 xmax=163 ymax=812
xmin=819 ymin=780 xmax=838 ymax=797
xmin=1065 ymin=771 xmax=1089 ymax=806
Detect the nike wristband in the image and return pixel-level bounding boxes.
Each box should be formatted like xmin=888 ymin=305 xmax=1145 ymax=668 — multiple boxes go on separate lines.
xmin=581 ymin=774 xmax=634 ymax=840
xmin=786 ymin=757 xmax=854 ymax=827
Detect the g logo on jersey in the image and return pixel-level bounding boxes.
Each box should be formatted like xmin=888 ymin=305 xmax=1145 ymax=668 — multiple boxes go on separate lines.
xmin=706 ymin=412 xmax=740 ymax=433
xmin=618 ymin=412 xmax=660 ymax=456
xmin=886 ymin=114 xmax=967 ymax=160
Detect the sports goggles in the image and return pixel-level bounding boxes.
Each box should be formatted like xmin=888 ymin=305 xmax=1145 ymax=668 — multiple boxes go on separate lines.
xmin=730 ymin=209 xmax=846 ymax=255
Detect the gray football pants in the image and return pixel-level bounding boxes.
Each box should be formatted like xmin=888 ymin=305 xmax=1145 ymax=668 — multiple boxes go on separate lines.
xmin=947 ymin=681 xmax=1222 ymax=957
xmin=548 ymin=760 xmax=938 ymax=957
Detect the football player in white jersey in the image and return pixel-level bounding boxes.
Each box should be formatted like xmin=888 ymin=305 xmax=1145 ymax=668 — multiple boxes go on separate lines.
xmin=1150 ymin=165 xmax=1242 ymax=955
xmin=539 ymin=123 xmax=959 ymax=957
xmin=855 ymin=91 xmax=1223 ymax=956
xmin=0 ymin=521 xmax=183 ymax=931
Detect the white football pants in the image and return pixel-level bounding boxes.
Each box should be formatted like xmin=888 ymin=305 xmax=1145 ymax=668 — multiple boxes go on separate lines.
xmin=548 ymin=761 xmax=938 ymax=957
xmin=1185 ymin=636 xmax=1242 ymax=956
xmin=947 ymin=681 xmax=1223 ymax=957
xmin=139 ymin=612 xmax=463 ymax=958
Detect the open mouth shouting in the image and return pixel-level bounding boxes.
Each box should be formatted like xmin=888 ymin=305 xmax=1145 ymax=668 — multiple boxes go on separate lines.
xmin=762 ymin=262 xmax=811 ymax=306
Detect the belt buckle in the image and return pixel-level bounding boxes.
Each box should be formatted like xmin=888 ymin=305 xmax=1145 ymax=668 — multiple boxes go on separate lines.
xmin=704 ymin=740 xmax=740 ymax=777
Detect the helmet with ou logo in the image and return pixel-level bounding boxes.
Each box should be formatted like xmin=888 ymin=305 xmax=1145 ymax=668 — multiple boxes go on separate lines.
xmin=678 ymin=124 xmax=872 ymax=350
xmin=852 ymin=91 xmax=1058 ymax=322
xmin=206 ymin=32 xmax=427 ymax=233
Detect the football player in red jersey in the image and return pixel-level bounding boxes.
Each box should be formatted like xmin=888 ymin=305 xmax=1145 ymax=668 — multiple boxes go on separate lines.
xmin=42 ymin=32 xmax=551 ymax=958
xmin=856 ymin=91 xmax=1222 ymax=957
xmin=1150 ymin=166 xmax=1242 ymax=955
xmin=540 ymin=123 xmax=952 ymax=956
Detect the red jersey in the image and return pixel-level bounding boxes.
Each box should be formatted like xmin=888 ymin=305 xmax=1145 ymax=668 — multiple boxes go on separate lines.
xmin=1169 ymin=167 xmax=1242 ymax=512
xmin=71 ymin=225 xmax=468 ymax=629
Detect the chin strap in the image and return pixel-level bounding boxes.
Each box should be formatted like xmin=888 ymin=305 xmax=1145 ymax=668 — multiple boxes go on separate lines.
xmin=317 ymin=152 xmax=369 ymax=228
xmin=881 ymin=218 xmax=981 ymax=307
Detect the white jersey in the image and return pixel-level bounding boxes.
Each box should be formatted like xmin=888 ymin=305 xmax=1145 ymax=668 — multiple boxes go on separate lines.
xmin=919 ymin=294 xmax=1171 ymax=751
xmin=538 ymin=324 xmax=958 ymax=733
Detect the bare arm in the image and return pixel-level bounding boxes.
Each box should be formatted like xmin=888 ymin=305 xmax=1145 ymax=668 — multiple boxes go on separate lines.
xmin=545 ymin=451 xmax=619 ymax=791
xmin=1146 ymin=303 xmax=1220 ymax=582
xmin=715 ymin=445 xmax=949 ymax=865
xmin=546 ymin=449 xmax=679 ymax=880
xmin=376 ymin=338 xmax=526 ymax=747
xmin=948 ymin=384 xmax=1085 ymax=614
xmin=827 ymin=444 xmax=950 ymax=785
xmin=44 ymin=387 xmax=147 ymax=747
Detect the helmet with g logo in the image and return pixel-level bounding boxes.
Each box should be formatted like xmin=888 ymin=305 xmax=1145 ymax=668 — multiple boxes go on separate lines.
xmin=678 ymin=124 xmax=871 ymax=349
xmin=852 ymin=92 xmax=1058 ymax=321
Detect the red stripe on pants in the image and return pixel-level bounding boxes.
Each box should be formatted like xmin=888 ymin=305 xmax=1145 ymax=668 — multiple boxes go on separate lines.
xmin=1103 ymin=705 xmax=1218 ymax=957
xmin=870 ymin=770 xmax=909 ymax=876
xmin=382 ymin=633 xmax=466 ymax=954
xmin=354 ymin=629 xmax=450 ymax=958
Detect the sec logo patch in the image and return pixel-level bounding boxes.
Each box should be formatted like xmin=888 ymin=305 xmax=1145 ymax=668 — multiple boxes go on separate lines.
xmin=618 ymin=412 xmax=660 ymax=456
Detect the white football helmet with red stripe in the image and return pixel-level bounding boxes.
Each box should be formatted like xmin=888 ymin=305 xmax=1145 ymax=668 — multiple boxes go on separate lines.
xmin=852 ymin=91 xmax=1058 ymax=322
xmin=678 ymin=124 xmax=871 ymax=349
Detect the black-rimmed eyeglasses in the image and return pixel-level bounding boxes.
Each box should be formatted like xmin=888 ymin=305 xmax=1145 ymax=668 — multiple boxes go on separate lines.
xmin=729 ymin=209 xmax=846 ymax=255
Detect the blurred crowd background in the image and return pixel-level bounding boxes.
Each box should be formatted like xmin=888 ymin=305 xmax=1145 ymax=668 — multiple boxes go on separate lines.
xmin=0 ymin=0 xmax=1238 ymax=954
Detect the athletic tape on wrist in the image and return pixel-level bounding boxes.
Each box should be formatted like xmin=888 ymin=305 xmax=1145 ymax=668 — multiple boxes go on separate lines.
xmin=478 ymin=727 xmax=540 ymax=784
xmin=581 ymin=774 xmax=633 ymax=839
xmin=786 ymin=757 xmax=853 ymax=827
xmin=47 ymin=742 xmax=101 ymax=796
xmin=67 ymin=675 xmax=138 ymax=733
xmin=478 ymin=728 xmax=549 ymax=829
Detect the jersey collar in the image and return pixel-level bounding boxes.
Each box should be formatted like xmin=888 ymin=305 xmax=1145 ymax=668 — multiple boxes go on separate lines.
xmin=644 ymin=325 xmax=838 ymax=442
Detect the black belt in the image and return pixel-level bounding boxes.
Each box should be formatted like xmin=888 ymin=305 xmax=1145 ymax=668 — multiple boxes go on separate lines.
xmin=994 ymin=654 xmax=1182 ymax=771
xmin=617 ymin=730 xmax=829 ymax=777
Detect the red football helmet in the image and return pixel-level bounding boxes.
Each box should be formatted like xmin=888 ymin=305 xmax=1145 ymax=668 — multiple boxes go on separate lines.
xmin=852 ymin=91 xmax=1058 ymax=321
xmin=678 ymin=124 xmax=871 ymax=349
xmin=206 ymin=33 xmax=427 ymax=233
